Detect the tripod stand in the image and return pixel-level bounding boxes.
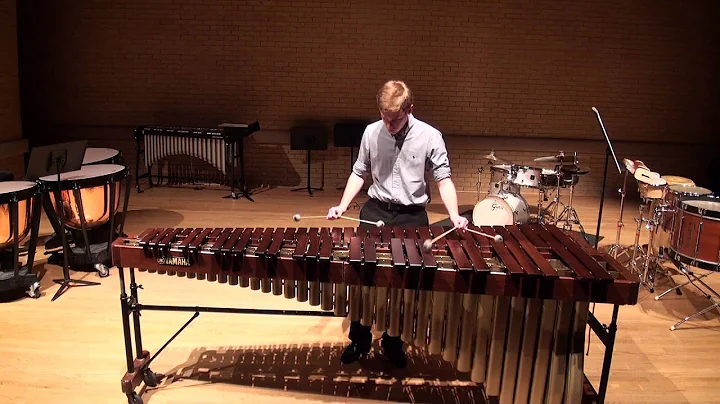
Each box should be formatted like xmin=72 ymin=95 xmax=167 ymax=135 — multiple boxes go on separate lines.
xmin=554 ymin=171 xmax=588 ymax=241
xmin=655 ymin=257 xmax=720 ymax=330
xmin=26 ymin=141 xmax=101 ymax=301
xmin=628 ymin=199 xmax=665 ymax=293
xmin=607 ymin=167 xmax=632 ymax=261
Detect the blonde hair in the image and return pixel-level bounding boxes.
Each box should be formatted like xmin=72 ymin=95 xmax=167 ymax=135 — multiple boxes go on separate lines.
xmin=376 ymin=80 xmax=413 ymax=113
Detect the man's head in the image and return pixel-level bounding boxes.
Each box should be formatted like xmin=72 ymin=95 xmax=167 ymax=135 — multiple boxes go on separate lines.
xmin=376 ymin=80 xmax=414 ymax=135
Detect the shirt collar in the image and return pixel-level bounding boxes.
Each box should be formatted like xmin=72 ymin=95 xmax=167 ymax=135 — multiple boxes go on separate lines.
xmin=391 ymin=113 xmax=414 ymax=140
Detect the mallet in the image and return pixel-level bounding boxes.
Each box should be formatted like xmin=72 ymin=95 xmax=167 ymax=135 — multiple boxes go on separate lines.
xmin=466 ymin=227 xmax=504 ymax=242
xmin=293 ymin=213 xmax=384 ymax=228
xmin=422 ymin=226 xmax=458 ymax=252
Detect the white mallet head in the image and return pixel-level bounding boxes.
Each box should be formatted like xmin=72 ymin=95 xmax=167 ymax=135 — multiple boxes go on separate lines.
xmin=494 ymin=234 xmax=503 ymax=242
xmin=376 ymin=220 xmax=385 ymax=228
xmin=293 ymin=214 xmax=301 ymax=222
xmin=422 ymin=239 xmax=433 ymax=252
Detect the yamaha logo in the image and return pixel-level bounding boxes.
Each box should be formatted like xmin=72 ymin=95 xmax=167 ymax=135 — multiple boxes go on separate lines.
xmin=157 ymin=256 xmax=191 ymax=267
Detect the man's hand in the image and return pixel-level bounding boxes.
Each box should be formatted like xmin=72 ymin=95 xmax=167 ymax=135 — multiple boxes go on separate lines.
xmin=327 ymin=205 xmax=346 ymax=220
xmin=450 ymin=214 xmax=469 ymax=229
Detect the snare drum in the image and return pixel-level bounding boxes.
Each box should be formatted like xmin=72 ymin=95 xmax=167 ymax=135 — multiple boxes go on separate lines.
xmin=472 ymin=191 xmax=530 ymax=226
xmin=661 ymin=185 xmax=713 ymax=231
xmin=83 ymin=148 xmax=121 ymax=165
xmin=489 ymin=164 xmax=520 ymax=195
xmin=669 ymin=195 xmax=720 ymax=270
xmin=0 ymin=181 xmax=38 ymax=248
xmin=38 ymin=164 xmax=128 ymax=230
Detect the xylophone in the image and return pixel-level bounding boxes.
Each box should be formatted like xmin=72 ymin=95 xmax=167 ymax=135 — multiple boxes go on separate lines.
xmin=112 ymin=224 xmax=639 ymax=404
xmin=133 ymin=121 xmax=260 ymax=200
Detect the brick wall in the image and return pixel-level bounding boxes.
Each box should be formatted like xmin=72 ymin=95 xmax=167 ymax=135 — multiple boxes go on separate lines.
xmin=0 ymin=0 xmax=20 ymax=143
xmin=16 ymin=0 xmax=720 ymax=200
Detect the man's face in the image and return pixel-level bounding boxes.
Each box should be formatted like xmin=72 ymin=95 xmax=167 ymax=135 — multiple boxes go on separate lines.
xmin=380 ymin=106 xmax=412 ymax=135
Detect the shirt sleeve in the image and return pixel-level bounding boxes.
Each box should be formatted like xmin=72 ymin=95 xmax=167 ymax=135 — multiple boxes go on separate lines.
xmin=428 ymin=131 xmax=452 ymax=181
xmin=352 ymin=127 xmax=371 ymax=178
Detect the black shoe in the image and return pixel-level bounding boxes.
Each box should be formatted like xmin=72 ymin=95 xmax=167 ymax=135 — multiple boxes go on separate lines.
xmin=340 ymin=342 xmax=370 ymax=364
xmin=381 ymin=334 xmax=407 ymax=368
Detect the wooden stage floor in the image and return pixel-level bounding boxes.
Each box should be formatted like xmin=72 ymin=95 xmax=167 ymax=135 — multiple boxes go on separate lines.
xmin=1 ymin=186 xmax=719 ymax=404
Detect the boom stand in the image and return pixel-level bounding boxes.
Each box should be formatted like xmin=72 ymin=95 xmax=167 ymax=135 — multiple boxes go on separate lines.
xmin=592 ymin=107 xmax=623 ymax=249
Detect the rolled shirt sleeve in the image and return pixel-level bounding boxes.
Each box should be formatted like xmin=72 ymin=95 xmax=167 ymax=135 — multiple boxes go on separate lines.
xmin=352 ymin=128 xmax=371 ymax=178
xmin=428 ymin=131 xmax=451 ymax=181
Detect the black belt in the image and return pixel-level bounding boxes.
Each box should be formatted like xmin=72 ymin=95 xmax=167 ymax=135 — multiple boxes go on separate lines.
xmin=371 ymin=198 xmax=425 ymax=213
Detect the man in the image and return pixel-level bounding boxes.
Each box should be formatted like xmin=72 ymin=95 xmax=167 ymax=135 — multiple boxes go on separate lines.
xmin=327 ymin=80 xmax=468 ymax=368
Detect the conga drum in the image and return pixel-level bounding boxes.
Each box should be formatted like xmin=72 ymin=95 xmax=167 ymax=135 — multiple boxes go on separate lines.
xmin=82 ymin=148 xmax=121 ymax=166
xmin=0 ymin=181 xmax=42 ymax=298
xmin=669 ymin=195 xmax=720 ymax=270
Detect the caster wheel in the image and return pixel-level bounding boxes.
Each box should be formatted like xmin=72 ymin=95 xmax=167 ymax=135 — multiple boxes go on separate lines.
xmin=143 ymin=369 xmax=159 ymax=387
xmin=26 ymin=282 xmax=40 ymax=299
xmin=95 ymin=264 xmax=110 ymax=277
xmin=676 ymin=289 xmax=682 ymax=295
xmin=130 ymin=392 xmax=143 ymax=404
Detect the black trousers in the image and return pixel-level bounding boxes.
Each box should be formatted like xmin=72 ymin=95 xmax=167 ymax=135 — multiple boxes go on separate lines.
xmin=348 ymin=198 xmax=429 ymax=347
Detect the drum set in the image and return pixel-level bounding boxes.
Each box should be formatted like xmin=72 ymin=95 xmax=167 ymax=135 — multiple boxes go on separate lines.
xmin=472 ymin=150 xmax=590 ymax=238
xmin=615 ymin=159 xmax=719 ymax=330
xmin=0 ymin=144 xmax=130 ymax=301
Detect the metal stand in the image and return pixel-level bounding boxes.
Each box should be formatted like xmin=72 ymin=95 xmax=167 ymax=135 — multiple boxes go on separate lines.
xmin=628 ymin=201 xmax=665 ymax=293
xmin=587 ymin=304 xmax=621 ymax=404
xmin=117 ymin=266 xmax=336 ymax=404
xmin=541 ymin=182 xmax=564 ymax=224
xmin=591 ymin=107 xmax=623 ymax=249
xmin=555 ymin=176 xmax=588 ymax=241
xmin=223 ymin=140 xmax=254 ymax=202
xmin=607 ymin=168 xmax=631 ymax=260
xmin=50 ymin=156 xmax=101 ymax=301
xmin=655 ymin=259 xmax=720 ymax=330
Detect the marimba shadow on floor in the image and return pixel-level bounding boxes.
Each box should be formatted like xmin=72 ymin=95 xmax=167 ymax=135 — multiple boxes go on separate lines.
xmin=145 ymin=342 xmax=488 ymax=403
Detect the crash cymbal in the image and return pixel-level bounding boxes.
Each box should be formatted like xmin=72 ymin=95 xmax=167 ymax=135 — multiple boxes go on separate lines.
xmin=483 ymin=150 xmax=510 ymax=163
xmin=534 ymin=153 xmax=576 ymax=163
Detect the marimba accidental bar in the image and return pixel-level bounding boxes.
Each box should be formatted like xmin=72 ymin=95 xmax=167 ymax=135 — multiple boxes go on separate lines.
xmin=112 ymin=224 xmax=639 ymax=404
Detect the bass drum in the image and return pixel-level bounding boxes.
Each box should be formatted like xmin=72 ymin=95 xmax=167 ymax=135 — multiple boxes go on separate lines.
xmin=472 ymin=191 xmax=530 ymax=226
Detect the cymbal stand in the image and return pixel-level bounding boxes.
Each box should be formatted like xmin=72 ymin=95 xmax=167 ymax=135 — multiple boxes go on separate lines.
xmin=476 ymin=167 xmax=484 ymax=201
xmin=629 ymin=200 xmax=664 ymax=292
xmin=555 ymin=174 xmax=587 ymax=241
xmin=655 ymin=259 xmax=720 ymax=330
xmin=541 ymin=174 xmax=564 ymax=224
xmin=607 ymin=168 xmax=631 ymax=260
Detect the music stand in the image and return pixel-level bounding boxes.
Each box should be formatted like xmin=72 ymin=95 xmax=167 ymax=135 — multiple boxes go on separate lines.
xmin=291 ymin=126 xmax=328 ymax=196
xmin=333 ymin=122 xmax=366 ymax=190
xmin=26 ymin=141 xmax=100 ymax=301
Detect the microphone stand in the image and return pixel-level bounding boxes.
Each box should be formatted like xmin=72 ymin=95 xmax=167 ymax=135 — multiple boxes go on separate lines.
xmin=592 ymin=107 xmax=622 ymax=249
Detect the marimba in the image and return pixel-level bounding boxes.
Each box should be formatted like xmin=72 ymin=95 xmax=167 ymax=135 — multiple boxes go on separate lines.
xmin=133 ymin=121 xmax=260 ymax=200
xmin=112 ymin=224 xmax=638 ymax=404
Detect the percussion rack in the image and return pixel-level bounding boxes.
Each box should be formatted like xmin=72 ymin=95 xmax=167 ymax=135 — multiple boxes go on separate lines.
xmin=113 ymin=225 xmax=638 ymax=404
